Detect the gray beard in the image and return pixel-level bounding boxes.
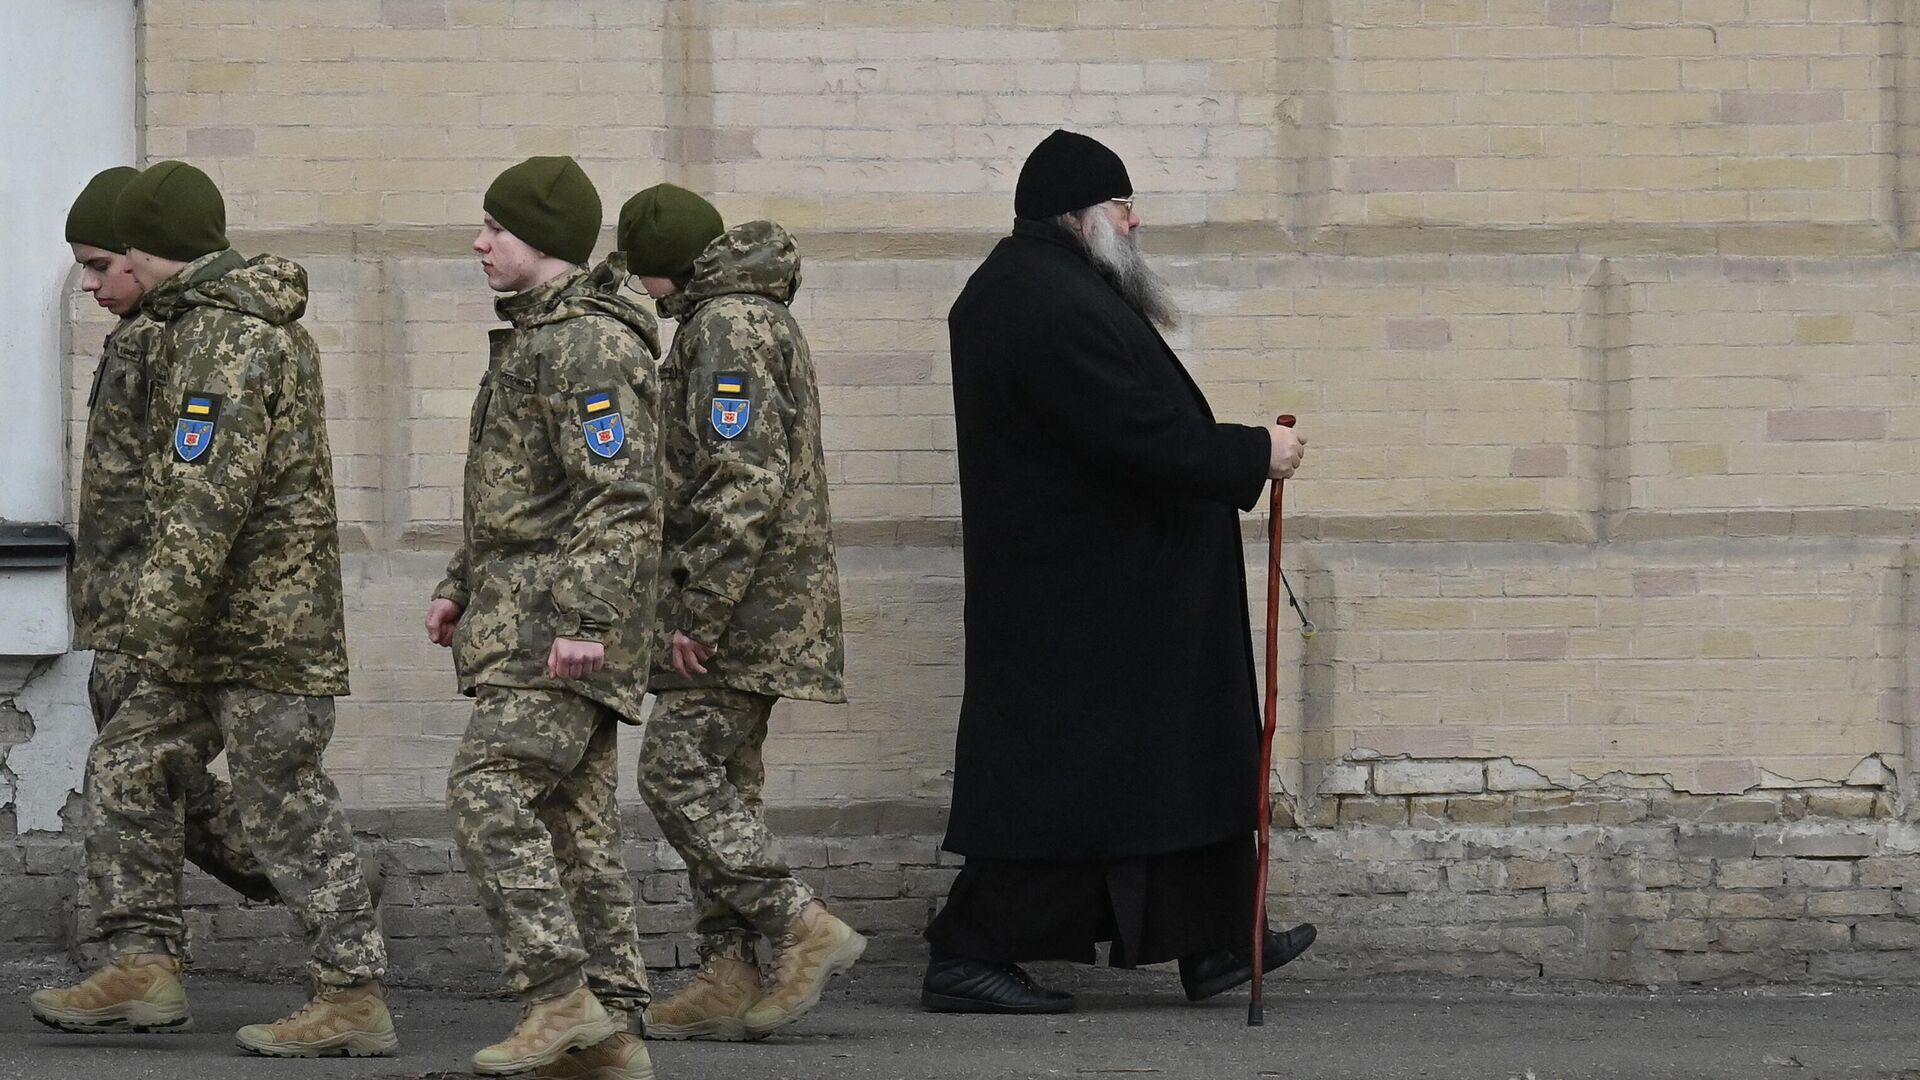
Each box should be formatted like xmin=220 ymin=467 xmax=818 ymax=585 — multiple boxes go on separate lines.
xmin=1060 ymin=209 xmax=1181 ymax=331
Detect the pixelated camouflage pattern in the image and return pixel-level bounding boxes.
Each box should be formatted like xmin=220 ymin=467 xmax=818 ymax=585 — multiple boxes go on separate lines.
xmin=70 ymin=314 xmax=167 ymax=652
xmin=205 ymin=684 xmax=385 ymax=988
xmin=649 ymin=222 xmax=846 ymax=702
xmin=86 ymin=660 xmax=233 ymax=956
xmin=116 ymin=250 xmax=349 ymax=697
xmin=448 ymin=686 xmax=649 ymax=1019
xmin=87 ymin=649 xmax=272 ymax=902
xmin=638 ymin=686 xmax=814 ymax=960
xmin=88 ymin=672 xmax=384 ymax=988
xmin=434 ymin=263 xmax=663 ymax=725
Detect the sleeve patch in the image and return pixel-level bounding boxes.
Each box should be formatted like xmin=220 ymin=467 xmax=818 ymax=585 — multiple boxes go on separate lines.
xmin=578 ymin=388 xmax=627 ymax=458
xmin=711 ymin=370 xmax=751 ymax=439
xmin=173 ymin=391 xmax=223 ymax=463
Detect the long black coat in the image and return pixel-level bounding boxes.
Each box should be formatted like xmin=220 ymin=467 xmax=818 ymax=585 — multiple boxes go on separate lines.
xmin=942 ymin=219 xmax=1272 ymax=861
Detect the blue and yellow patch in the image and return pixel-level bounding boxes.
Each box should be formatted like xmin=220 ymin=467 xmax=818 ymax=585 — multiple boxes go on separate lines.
xmin=174 ymin=391 xmax=222 ymax=463
xmin=578 ymin=388 xmax=626 ymax=458
xmin=711 ymin=371 xmax=750 ymax=439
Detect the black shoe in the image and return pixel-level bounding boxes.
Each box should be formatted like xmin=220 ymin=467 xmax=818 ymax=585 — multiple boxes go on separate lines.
xmin=1178 ymin=923 xmax=1318 ymax=1003
xmin=921 ymin=954 xmax=1076 ymax=1014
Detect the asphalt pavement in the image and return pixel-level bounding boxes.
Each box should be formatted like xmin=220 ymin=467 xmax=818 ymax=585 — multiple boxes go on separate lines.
xmin=3 ymin=957 xmax=1918 ymax=1079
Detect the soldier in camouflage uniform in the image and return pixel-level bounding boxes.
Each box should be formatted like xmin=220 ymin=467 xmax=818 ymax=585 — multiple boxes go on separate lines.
xmin=617 ymin=184 xmax=863 ymax=1042
xmin=61 ymin=166 xmax=275 ymax=909
xmin=31 ymin=162 xmax=395 ymax=1059
xmin=427 ymin=156 xmax=662 ymax=1080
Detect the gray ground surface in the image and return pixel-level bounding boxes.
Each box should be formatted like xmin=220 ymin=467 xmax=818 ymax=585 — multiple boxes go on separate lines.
xmin=3 ymin=958 xmax=1919 ymax=1079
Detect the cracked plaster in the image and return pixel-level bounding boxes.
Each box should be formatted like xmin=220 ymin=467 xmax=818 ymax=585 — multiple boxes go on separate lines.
xmin=0 ymin=652 xmax=92 ymax=833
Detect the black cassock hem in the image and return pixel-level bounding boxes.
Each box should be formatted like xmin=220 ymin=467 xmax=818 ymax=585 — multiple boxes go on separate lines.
xmin=924 ymin=834 xmax=1256 ymax=967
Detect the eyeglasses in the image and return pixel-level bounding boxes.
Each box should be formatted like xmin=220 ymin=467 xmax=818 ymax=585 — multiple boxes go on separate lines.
xmin=1109 ymin=197 xmax=1135 ymax=211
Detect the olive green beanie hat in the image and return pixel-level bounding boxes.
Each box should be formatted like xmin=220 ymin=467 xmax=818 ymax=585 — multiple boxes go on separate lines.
xmin=484 ymin=156 xmax=601 ymax=265
xmin=112 ymin=160 xmax=228 ymax=262
xmin=617 ymin=184 xmax=725 ymax=278
xmin=66 ymin=167 xmax=141 ymax=253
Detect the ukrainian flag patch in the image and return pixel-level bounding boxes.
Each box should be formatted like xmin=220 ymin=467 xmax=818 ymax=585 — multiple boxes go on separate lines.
xmin=711 ymin=371 xmax=750 ymax=439
xmin=578 ymin=388 xmax=626 ymax=458
xmin=174 ymin=391 xmax=222 ymax=463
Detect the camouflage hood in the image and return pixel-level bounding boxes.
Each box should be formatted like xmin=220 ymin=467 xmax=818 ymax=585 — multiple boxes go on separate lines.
xmin=658 ymin=221 xmax=801 ymax=321
xmin=497 ymin=261 xmax=662 ymax=357
xmin=145 ymin=249 xmax=309 ymax=326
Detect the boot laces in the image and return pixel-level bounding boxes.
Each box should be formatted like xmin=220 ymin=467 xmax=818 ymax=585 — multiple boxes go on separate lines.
xmin=681 ymin=966 xmax=726 ymax=996
xmin=769 ymin=931 xmax=805 ymax=987
xmin=498 ymin=1000 xmax=549 ymax=1045
xmin=268 ymin=994 xmax=333 ymax=1030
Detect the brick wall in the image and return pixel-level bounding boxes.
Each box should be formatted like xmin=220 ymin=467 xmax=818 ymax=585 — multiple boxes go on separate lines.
xmin=134 ymin=0 xmax=1914 ymax=235
xmin=12 ymin=799 xmax=1920 ymax=984
xmin=10 ymin=0 xmax=1920 ymax=981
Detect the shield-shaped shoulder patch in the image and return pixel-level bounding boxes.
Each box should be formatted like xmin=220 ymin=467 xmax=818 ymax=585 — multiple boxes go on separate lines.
xmin=579 ymin=389 xmax=626 ymax=458
xmin=711 ymin=370 xmax=751 ymax=439
xmin=174 ymin=391 xmax=222 ymax=463
xmin=711 ymin=398 xmax=750 ymax=439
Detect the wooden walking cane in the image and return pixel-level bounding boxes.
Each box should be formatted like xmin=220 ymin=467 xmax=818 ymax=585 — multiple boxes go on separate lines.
xmin=1249 ymin=414 xmax=1296 ymax=1028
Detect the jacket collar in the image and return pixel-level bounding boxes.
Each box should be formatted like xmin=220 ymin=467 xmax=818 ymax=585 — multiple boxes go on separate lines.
xmin=656 ymin=284 xmax=696 ymax=322
xmin=142 ymin=249 xmax=245 ymax=321
xmin=495 ymin=267 xmax=586 ymax=330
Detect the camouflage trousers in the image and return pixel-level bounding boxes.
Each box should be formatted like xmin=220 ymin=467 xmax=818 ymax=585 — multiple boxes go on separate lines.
xmin=637 ymin=687 xmax=814 ymax=964
xmin=86 ymin=669 xmax=387 ymax=989
xmin=448 ymin=686 xmax=649 ymax=1021
xmin=87 ymin=651 xmax=271 ymax=901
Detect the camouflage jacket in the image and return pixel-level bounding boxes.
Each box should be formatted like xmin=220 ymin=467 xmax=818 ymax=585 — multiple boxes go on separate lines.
xmin=649 ymin=222 xmax=846 ymax=702
xmin=115 ymin=250 xmax=350 ymax=697
xmin=434 ymin=264 xmax=664 ymax=723
xmin=71 ymin=312 xmax=166 ymax=652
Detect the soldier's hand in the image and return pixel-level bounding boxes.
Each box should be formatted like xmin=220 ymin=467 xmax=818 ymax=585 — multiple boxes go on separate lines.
xmin=425 ymin=599 xmax=464 ymax=647
xmin=1266 ymin=422 xmax=1307 ymax=480
xmin=671 ymin=630 xmax=714 ymax=678
xmin=548 ymin=637 xmax=606 ymax=680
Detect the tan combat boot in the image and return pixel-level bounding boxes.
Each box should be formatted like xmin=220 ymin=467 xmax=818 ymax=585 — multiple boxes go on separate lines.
xmin=533 ymin=1032 xmax=656 ymax=1080
xmin=643 ymin=956 xmax=763 ymax=1041
xmin=235 ymin=980 xmax=398 ymax=1057
xmin=473 ymin=985 xmax=621 ymax=1076
xmin=741 ymin=902 xmax=867 ymax=1037
xmin=29 ymin=952 xmax=192 ymax=1034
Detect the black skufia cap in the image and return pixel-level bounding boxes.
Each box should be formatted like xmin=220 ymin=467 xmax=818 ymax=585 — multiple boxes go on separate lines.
xmin=1014 ymin=129 xmax=1133 ymax=220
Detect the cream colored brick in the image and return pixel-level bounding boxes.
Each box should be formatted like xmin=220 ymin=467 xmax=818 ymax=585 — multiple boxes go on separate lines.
xmin=1794 ymin=315 xmax=1856 ymax=344
xmin=187 ymin=61 xmax=256 ymax=91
